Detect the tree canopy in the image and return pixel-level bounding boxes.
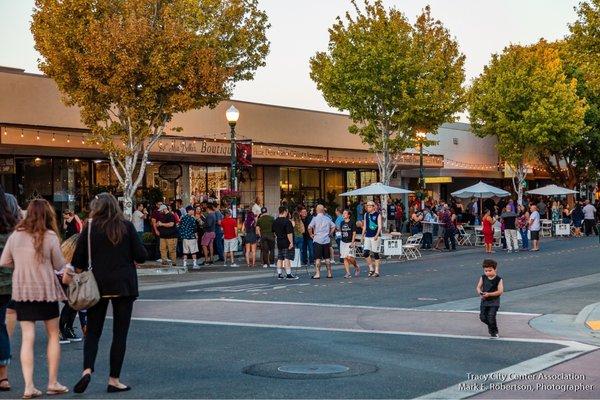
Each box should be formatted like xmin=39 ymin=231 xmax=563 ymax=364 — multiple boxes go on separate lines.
xmin=569 ymin=0 xmax=600 ymax=94
xmin=309 ymin=0 xmax=465 ymax=181
xmin=468 ymin=39 xmax=587 ymax=201
xmin=31 ymin=0 xmax=270 ymax=213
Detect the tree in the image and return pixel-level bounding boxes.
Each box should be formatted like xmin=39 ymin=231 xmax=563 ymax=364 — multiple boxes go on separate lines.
xmin=536 ymin=41 xmax=600 ymax=188
xmin=468 ymin=40 xmax=587 ymax=205
xmin=310 ymin=0 xmax=465 ymax=225
xmin=569 ymin=0 xmax=600 ymax=95
xmin=31 ymin=0 xmax=269 ymax=217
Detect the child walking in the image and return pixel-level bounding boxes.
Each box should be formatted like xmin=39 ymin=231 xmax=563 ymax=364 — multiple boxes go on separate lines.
xmin=476 ymin=259 xmax=504 ymax=338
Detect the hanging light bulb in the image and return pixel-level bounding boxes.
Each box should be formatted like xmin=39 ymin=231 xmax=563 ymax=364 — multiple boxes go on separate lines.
xmin=52 ymin=133 xmax=56 ymax=142
xmin=36 ymin=131 xmax=40 ymax=140
xmin=2 ymin=128 xmax=6 ymax=136
xmin=20 ymin=129 xmax=24 ymax=138
xmin=67 ymin=135 xmax=71 ymax=143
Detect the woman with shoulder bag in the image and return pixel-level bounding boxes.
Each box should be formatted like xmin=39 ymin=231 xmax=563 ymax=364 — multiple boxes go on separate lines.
xmin=66 ymin=193 xmax=147 ymax=394
xmin=0 ymin=199 xmax=69 ymax=398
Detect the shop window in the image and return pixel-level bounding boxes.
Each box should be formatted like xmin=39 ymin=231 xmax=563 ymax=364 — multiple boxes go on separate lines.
xmin=239 ymin=166 xmax=264 ymax=209
xmin=190 ymin=165 xmax=208 ymax=199
xmin=280 ymin=167 xmax=322 ymax=208
xmin=15 ymin=157 xmax=53 ymax=205
xmin=53 ymin=159 xmax=90 ymax=214
xmin=360 ymin=170 xmax=378 ymax=187
xmin=346 ymin=170 xmax=357 ymax=191
xmin=324 ymin=170 xmax=344 ymax=208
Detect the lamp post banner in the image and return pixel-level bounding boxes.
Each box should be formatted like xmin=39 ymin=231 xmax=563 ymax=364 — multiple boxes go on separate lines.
xmin=237 ymin=140 xmax=253 ymax=167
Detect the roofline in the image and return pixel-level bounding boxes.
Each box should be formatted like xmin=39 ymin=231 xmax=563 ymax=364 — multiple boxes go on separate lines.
xmin=0 ymin=65 xmax=471 ymax=131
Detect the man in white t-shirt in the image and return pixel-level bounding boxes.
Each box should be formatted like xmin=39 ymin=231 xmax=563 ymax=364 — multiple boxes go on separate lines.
xmin=582 ymin=200 xmax=597 ymax=236
xmin=528 ymin=204 xmax=541 ymax=251
xmin=132 ymin=203 xmax=147 ymax=239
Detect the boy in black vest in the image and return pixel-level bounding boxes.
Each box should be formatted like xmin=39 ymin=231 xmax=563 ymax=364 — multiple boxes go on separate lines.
xmin=476 ymin=259 xmax=504 ymax=338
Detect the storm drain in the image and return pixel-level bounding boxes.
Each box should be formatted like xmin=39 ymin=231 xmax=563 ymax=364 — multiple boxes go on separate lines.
xmin=244 ymin=361 xmax=378 ymax=380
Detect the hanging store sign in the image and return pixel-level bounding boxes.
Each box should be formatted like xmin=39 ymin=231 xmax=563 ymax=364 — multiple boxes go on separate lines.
xmin=236 ymin=140 xmax=253 ymax=167
xmin=424 ymin=177 xmax=453 ymax=184
xmin=0 ymin=157 xmax=15 ymax=174
xmin=158 ymin=163 xmax=182 ymax=181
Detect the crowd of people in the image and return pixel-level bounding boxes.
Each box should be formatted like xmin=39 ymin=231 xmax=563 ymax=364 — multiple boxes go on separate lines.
xmin=0 ymin=187 xmax=145 ymax=397
xmin=398 ymin=195 xmax=599 ymax=254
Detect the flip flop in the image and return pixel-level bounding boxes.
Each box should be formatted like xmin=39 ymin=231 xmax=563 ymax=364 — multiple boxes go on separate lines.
xmin=47 ymin=384 xmax=69 ymax=395
xmin=22 ymin=389 xmax=42 ymax=399
xmin=368 ymin=270 xmax=375 ymax=277
xmin=326 ymin=276 xmax=333 ymax=279
xmin=311 ymin=276 xmax=320 ymax=279
xmin=0 ymin=378 xmax=10 ymax=392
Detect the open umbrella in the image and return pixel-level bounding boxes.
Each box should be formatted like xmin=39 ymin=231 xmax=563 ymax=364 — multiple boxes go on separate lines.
xmin=340 ymin=182 xmax=413 ymax=196
xmin=526 ymin=184 xmax=578 ymax=196
xmin=451 ymin=181 xmax=510 ymax=199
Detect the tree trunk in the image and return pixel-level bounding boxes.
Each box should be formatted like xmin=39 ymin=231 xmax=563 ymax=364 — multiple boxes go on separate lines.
xmin=379 ymin=125 xmax=391 ymax=232
xmin=510 ymin=162 xmax=526 ymax=206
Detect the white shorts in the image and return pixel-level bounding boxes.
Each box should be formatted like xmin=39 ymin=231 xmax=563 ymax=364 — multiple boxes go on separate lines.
xmin=224 ymin=238 xmax=238 ymax=253
xmin=340 ymin=241 xmax=355 ymax=259
xmin=363 ymin=237 xmax=380 ymax=253
xmin=183 ymin=239 xmax=199 ymax=255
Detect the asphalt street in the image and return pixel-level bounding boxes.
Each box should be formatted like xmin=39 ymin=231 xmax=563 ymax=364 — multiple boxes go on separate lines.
xmin=142 ymin=236 xmax=600 ymax=314
xmin=0 ymin=236 xmax=598 ymax=399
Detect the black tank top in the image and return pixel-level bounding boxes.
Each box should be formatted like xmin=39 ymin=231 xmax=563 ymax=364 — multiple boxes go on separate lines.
xmin=481 ymin=275 xmax=502 ymax=306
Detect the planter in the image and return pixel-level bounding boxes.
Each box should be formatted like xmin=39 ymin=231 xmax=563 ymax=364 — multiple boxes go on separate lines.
xmin=143 ymin=243 xmax=157 ymax=261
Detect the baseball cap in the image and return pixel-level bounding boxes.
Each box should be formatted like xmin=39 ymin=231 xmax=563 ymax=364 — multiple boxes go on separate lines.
xmin=158 ymin=204 xmax=168 ymax=211
xmin=261 ymin=207 xmax=267 ymax=214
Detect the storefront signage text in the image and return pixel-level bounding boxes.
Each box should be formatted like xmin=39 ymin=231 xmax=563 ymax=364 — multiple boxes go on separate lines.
xmin=424 ymin=177 xmax=453 ymax=184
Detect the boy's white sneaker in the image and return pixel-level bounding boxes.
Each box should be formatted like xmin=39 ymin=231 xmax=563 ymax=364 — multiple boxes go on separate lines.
xmin=490 ymin=333 xmax=499 ymax=339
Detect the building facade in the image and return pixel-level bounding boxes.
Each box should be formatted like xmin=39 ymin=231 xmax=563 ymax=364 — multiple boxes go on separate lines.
xmin=1 ymin=66 xmax=508 ymax=214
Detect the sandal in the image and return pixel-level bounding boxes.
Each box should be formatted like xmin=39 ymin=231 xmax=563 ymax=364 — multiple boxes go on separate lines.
xmin=326 ymin=275 xmax=333 ymax=279
xmin=311 ymin=276 xmax=320 ymax=280
xmin=22 ymin=388 xmax=42 ymax=399
xmin=47 ymin=384 xmax=69 ymax=395
xmin=0 ymin=378 xmax=10 ymax=391
xmin=368 ymin=270 xmax=375 ymax=277
xmin=354 ymin=268 xmax=360 ymax=277
xmin=372 ymin=273 xmax=380 ymax=278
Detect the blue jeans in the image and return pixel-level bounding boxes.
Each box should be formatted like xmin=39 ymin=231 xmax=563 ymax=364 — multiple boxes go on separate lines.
xmin=520 ymin=228 xmax=529 ymax=249
xmin=215 ymin=228 xmax=224 ymax=261
xmin=294 ymin=237 xmax=304 ymax=258
xmin=302 ymin=237 xmax=314 ymax=265
xmin=0 ymin=295 xmax=10 ymax=366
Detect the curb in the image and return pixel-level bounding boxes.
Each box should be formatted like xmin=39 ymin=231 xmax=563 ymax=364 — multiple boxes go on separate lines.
xmin=137 ymin=266 xmax=188 ymax=276
xmin=577 ymin=302 xmax=600 ymax=331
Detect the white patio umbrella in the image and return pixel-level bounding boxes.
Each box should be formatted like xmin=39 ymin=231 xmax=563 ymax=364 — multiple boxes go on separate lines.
xmin=526 ymin=184 xmax=578 ymax=196
xmin=451 ymin=181 xmax=510 ymax=199
xmin=340 ymin=182 xmax=413 ymax=196
xmin=451 ymin=181 xmax=511 ymax=218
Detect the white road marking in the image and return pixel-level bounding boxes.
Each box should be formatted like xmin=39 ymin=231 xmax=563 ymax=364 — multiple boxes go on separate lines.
xmin=129 ymin=315 xmax=594 ymax=348
xmin=136 ymin=298 xmax=540 ymax=316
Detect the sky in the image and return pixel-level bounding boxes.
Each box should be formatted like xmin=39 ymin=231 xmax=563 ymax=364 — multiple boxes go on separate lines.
xmin=0 ymin=0 xmax=581 ymax=116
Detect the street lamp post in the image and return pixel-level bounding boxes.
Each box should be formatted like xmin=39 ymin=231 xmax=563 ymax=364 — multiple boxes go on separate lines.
xmin=226 ymin=105 xmax=240 ymax=217
xmin=416 ymin=131 xmax=427 ymax=208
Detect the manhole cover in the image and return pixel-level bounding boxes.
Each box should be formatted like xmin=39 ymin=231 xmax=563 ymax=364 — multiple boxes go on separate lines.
xmin=244 ymin=361 xmax=378 ymax=380
xmin=277 ymin=363 xmax=349 ymax=374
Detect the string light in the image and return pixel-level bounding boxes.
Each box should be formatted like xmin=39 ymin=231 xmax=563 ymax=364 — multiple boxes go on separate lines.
xmin=67 ymin=135 xmax=71 ymax=143
xmin=20 ymin=129 xmax=24 ymax=138
xmin=36 ymin=131 xmax=40 ymax=140
xmin=52 ymin=133 xmax=55 ymax=142
xmin=2 ymin=128 xmax=6 ymax=136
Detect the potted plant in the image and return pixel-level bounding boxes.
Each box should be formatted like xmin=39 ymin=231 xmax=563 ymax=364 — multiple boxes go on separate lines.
xmin=141 ymin=232 xmax=157 ymax=261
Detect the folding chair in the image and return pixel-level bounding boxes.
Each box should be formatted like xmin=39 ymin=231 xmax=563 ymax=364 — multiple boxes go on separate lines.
xmin=456 ymin=225 xmax=473 ymax=246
